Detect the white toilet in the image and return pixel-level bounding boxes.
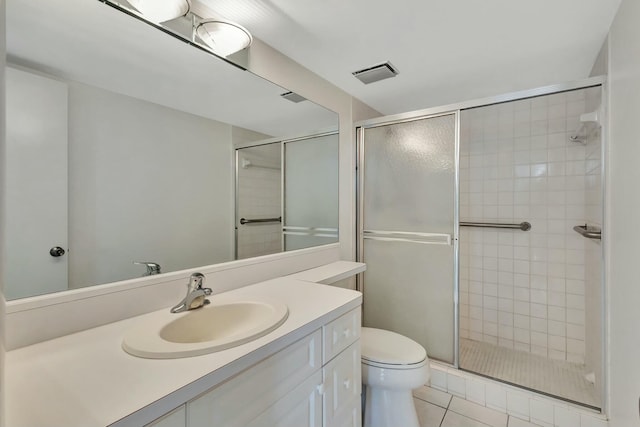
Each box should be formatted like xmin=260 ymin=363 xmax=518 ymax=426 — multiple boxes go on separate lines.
xmin=361 ymin=327 xmax=430 ymax=427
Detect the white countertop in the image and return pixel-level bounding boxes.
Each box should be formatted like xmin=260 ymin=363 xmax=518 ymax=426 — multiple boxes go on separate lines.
xmin=6 ymin=277 xmax=362 ymax=427
xmin=287 ymin=261 xmax=366 ymax=284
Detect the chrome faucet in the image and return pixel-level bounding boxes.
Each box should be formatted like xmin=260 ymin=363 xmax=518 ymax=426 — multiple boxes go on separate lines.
xmin=170 ymin=272 xmax=212 ymax=313
xmin=133 ymin=261 xmax=161 ymax=276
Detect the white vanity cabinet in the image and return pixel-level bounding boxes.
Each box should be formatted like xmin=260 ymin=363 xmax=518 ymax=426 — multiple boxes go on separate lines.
xmin=185 ymin=308 xmax=361 ymax=427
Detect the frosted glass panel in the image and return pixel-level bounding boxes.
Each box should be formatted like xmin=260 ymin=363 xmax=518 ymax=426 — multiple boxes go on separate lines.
xmin=362 ymin=239 xmax=455 ymax=362
xmin=363 ymin=115 xmax=455 ymax=234
xmin=360 ymin=114 xmax=456 ymax=364
xmin=284 ymin=134 xmax=339 ymax=250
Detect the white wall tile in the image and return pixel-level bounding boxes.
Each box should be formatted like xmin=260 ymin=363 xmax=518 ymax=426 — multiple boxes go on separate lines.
xmin=553 ymin=406 xmax=580 ymax=427
xmin=507 ymin=391 xmax=530 ymax=420
xmin=430 ymin=366 xmax=448 ymax=391
xmin=459 ymin=94 xmax=589 ymax=364
xmin=580 ymin=413 xmax=609 ymax=427
xmin=530 ymin=398 xmax=554 ymax=427
xmin=485 ymin=382 xmax=507 ymax=412
xmin=466 ymin=379 xmax=486 ymax=406
xmin=447 ymin=372 xmax=467 ymax=398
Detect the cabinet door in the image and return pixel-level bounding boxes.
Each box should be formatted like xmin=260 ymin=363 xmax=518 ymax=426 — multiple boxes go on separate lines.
xmin=146 ymin=406 xmax=186 ymax=427
xmin=323 ymin=341 xmax=361 ymax=427
xmin=246 ymin=370 xmax=323 ymax=427
xmin=188 ymin=330 xmax=321 ymax=427
xmin=332 ymin=398 xmax=361 ymax=427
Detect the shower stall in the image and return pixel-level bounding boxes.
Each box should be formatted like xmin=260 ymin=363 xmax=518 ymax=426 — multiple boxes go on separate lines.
xmin=356 ymin=79 xmax=605 ymax=410
xmin=235 ymin=132 xmax=339 ymax=259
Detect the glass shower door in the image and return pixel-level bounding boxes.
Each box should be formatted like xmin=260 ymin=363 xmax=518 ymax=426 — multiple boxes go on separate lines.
xmin=283 ymin=133 xmax=339 ymax=250
xmin=358 ymin=113 xmax=458 ymax=363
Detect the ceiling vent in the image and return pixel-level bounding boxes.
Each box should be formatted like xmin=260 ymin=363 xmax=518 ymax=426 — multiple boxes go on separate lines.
xmin=280 ymin=91 xmax=307 ymax=103
xmin=352 ymin=61 xmax=399 ymax=84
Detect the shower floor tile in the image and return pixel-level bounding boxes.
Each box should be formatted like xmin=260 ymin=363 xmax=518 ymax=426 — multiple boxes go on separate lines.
xmin=459 ymin=338 xmax=599 ymax=408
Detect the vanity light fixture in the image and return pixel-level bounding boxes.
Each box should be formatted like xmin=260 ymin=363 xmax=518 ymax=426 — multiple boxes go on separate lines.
xmin=127 ymin=0 xmax=190 ymax=24
xmin=196 ymin=20 xmax=253 ymax=57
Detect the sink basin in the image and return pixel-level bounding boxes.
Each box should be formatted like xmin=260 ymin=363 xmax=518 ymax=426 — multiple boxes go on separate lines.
xmin=122 ymin=299 xmax=289 ymax=359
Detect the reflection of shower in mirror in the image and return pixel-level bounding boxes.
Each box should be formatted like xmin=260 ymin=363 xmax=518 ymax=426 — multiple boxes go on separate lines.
xmin=241 ymin=158 xmax=280 ymax=170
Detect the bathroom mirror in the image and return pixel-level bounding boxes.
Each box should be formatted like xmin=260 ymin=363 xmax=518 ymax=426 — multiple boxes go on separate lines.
xmin=4 ymin=0 xmax=338 ymax=300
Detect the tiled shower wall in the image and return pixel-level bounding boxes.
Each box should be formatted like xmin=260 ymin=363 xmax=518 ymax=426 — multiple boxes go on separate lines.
xmin=459 ymin=87 xmax=601 ymax=363
xmin=236 ymin=144 xmax=282 ymax=259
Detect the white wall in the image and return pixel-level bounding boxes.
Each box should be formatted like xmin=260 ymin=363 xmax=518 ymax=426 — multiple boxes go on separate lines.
xmin=4 ymin=68 xmax=69 ymax=299
xmin=0 ymin=0 xmax=6 ymax=422
xmin=606 ymin=0 xmax=640 ymax=424
xmin=67 ymin=81 xmax=235 ymax=288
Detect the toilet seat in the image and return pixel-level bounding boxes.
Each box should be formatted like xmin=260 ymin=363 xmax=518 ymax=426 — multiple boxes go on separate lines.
xmin=361 ymin=327 xmax=427 ymax=370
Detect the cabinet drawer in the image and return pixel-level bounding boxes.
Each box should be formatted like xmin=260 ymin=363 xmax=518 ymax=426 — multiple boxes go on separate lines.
xmin=246 ymin=370 xmax=323 ymax=427
xmin=187 ymin=329 xmax=322 ymax=427
xmin=323 ymin=308 xmax=360 ymax=363
xmin=323 ymin=341 xmax=361 ymax=427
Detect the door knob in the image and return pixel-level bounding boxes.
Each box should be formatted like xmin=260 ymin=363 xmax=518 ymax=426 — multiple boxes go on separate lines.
xmin=50 ymin=246 xmax=66 ymax=257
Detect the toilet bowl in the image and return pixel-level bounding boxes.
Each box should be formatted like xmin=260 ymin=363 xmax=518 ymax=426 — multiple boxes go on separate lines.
xmin=361 ymin=327 xmax=430 ymax=427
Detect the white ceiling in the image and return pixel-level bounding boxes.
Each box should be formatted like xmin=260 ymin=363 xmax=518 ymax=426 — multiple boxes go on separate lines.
xmin=198 ymin=0 xmax=622 ymax=115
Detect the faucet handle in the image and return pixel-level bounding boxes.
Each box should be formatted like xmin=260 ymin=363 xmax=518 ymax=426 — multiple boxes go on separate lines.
xmin=188 ymin=272 xmax=206 ymax=291
xmin=133 ymin=261 xmax=161 ymax=276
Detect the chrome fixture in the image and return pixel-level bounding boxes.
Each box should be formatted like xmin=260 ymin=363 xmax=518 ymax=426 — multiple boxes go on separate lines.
xmin=569 ymin=110 xmax=600 ymax=144
xmin=170 ymin=272 xmax=212 ymax=313
xmin=195 ymin=20 xmax=253 ymax=57
xmin=127 ymin=0 xmax=190 ymax=23
xmin=460 ymin=221 xmax=532 ymax=231
xmin=352 ymin=61 xmax=399 ymax=84
xmin=101 ymin=1 xmax=252 ymax=59
xmin=239 ymin=217 xmax=282 ymax=225
xmin=573 ymin=224 xmax=602 ymax=240
xmin=133 ymin=261 xmax=162 ymax=276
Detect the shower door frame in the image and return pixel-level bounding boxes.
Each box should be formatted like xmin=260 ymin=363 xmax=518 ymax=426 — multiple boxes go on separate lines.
xmin=233 ymin=130 xmax=339 ymax=260
xmin=356 ymin=110 xmax=462 ymax=367
xmin=355 ymin=75 xmax=608 ymax=413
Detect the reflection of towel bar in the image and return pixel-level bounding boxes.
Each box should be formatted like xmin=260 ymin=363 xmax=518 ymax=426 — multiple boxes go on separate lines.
xmin=460 ymin=221 xmax=531 ymax=231
xmin=239 ymin=217 xmax=281 ymax=225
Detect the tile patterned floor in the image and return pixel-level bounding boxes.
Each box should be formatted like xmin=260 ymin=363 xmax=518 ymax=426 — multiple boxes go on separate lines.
xmin=459 ymin=338 xmax=599 ymax=408
xmin=413 ymin=386 xmax=544 ymax=427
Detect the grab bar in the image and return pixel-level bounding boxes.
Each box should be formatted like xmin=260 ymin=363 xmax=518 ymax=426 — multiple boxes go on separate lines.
xmin=573 ymin=224 xmax=601 ymax=240
xmin=460 ymin=221 xmax=531 ymax=231
xmin=239 ymin=217 xmax=281 ymax=225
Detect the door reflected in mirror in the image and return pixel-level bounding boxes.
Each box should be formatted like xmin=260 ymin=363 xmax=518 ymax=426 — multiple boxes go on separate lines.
xmin=4 ymin=0 xmax=338 ymax=300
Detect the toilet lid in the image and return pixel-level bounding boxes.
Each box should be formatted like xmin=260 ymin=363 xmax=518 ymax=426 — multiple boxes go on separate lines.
xmin=361 ymin=327 xmax=427 ymax=365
